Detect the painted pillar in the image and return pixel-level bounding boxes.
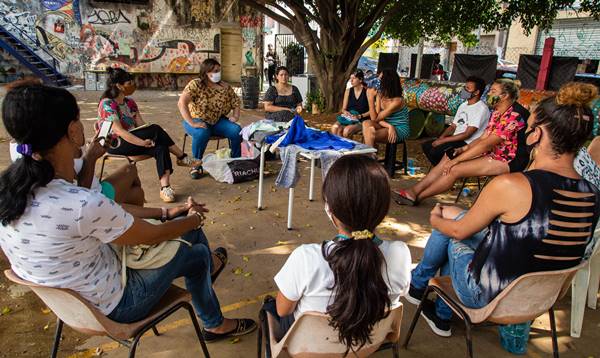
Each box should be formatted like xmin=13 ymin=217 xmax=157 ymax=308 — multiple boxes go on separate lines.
xmin=536 ymin=37 xmax=555 ymax=91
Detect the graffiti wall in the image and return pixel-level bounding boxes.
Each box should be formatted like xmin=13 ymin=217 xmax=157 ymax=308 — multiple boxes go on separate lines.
xmin=0 ymin=0 xmax=262 ymax=81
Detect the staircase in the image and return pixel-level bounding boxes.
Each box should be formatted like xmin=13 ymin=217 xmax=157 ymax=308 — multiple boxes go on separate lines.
xmin=0 ymin=24 xmax=70 ymax=87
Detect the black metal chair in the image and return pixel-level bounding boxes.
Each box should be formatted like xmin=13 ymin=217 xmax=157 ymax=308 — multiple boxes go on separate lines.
xmin=381 ymin=141 xmax=408 ymax=178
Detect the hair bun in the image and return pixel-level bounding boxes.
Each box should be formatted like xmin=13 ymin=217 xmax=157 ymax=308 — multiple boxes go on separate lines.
xmin=556 ymin=82 xmax=598 ymax=107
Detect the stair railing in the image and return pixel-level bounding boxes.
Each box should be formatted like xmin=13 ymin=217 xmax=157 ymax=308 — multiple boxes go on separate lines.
xmin=0 ymin=22 xmax=61 ymax=71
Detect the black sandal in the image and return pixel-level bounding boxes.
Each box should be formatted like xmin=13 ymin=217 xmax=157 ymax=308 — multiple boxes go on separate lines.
xmin=211 ymin=247 xmax=228 ymax=283
xmin=202 ymin=318 xmax=257 ymax=343
xmin=190 ymin=165 xmax=204 ymax=179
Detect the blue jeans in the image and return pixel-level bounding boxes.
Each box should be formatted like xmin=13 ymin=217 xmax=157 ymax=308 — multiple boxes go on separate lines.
xmin=183 ymin=117 xmax=242 ymax=160
xmin=411 ymin=215 xmax=488 ymax=320
xmin=108 ymin=229 xmax=224 ymax=328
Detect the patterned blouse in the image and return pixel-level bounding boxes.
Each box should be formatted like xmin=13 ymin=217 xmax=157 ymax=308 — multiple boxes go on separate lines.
xmin=485 ymin=105 xmax=525 ymax=162
xmin=575 ymin=147 xmax=600 ymax=188
xmin=184 ymin=79 xmax=240 ymax=125
xmin=97 ymin=97 xmax=139 ymax=134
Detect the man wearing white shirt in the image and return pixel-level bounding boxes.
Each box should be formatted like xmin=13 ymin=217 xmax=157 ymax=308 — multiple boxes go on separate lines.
xmin=422 ymin=76 xmax=490 ymax=165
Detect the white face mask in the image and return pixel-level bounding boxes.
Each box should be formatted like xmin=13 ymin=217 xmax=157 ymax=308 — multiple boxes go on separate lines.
xmin=208 ymin=72 xmax=221 ymax=83
xmin=324 ymin=202 xmax=336 ymax=228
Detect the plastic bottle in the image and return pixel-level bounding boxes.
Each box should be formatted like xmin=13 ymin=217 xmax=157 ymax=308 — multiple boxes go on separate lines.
xmin=461 ymin=187 xmax=471 ymax=197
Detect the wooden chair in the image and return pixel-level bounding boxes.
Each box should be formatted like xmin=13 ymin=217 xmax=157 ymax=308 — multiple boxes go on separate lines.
xmin=403 ymin=264 xmax=584 ymax=358
xmin=257 ymin=303 xmax=403 ymax=358
xmin=4 ymin=269 xmax=210 ymax=358
xmin=570 ymin=227 xmax=600 ymax=337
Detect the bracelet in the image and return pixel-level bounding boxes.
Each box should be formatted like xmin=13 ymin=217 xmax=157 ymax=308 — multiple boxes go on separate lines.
xmin=160 ymin=207 xmax=168 ymax=222
xmin=193 ymin=211 xmax=205 ymax=229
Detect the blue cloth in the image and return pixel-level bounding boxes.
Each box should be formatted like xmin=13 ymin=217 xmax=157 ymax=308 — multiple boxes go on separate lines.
xmin=107 ymin=229 xmax=224 ymax=328
xmin=266 ymin=115 xmax=355 ymax=151
xmin=183 ymin=116 xmax=242 ymax=160
xmin=411 ymin=213 xmax=488 ymax=320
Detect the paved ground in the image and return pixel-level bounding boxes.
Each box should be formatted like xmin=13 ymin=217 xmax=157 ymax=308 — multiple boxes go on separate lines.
xmin=0 ymin=89 xmax=599 ymax=358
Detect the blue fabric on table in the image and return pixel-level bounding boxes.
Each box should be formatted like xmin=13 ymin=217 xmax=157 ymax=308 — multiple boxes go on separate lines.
xmin=265 ymin=115 xmax=355 ymax=150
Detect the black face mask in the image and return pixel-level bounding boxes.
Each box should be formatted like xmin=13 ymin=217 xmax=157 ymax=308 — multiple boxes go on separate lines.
xmin=524 ymin=127 xmax=540 ymax=154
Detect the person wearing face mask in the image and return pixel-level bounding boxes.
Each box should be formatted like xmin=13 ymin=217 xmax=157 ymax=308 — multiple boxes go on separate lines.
xmin=403 ymin=82 xmax=600 ymax=338
xmin=263 ymin=66 xmax=303 ymax=122
xmin=0 ymin=80 xmax=257 ymax=343
xmin=97 ymin=67 xmax=198 ymax=203
xmin=394 ymin=78 xmax=529 ymax=206
xmin=262 ymin=155 xmax=411 ymax=349
xmin=178 ymin=59 xmax=243 ymax=179
xmin=422 ymin=76 xmax=490 ymax=166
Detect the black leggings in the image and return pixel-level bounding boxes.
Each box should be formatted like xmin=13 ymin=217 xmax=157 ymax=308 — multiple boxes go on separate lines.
xmin=421 ymin=139 xmax=467 ymax=166
xmin=108 ymin=124 xmax=175 ymax=179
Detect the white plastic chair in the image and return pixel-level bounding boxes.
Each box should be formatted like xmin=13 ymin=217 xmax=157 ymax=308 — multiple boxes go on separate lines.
xmin=257 ymin=303 xmax=403 ymax=358
xmin=570 ymin=227 xmax=600 ymax=337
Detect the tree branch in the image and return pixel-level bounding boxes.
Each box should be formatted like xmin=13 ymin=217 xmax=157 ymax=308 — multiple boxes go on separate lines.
xmin=240 ymin=0 xmax=293 ymax=29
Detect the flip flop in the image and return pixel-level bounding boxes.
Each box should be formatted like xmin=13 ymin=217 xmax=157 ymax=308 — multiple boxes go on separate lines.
xmin=202 ymin=318 xmax=257 ymax=343
xmin=211 ymin=247 xmax=228 ymax=283
xmin=392 ymin=189 xmax=418 ymax=206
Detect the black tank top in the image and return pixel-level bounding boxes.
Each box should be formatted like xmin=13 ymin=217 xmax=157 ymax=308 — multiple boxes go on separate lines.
xmin=470 ymin=169 xmax=600 ymax=303
xmin=347 ymin=87 xmax=369 ymax=115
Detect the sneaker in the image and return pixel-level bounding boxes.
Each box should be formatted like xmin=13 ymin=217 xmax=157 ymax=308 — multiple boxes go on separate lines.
xmin=190 ymin=165 xmax=203 ymax=179
xmin=160 ymin=186 xmax=175 ymax=203
xmin=420 ymin=299 xmax=452 ymax=337
xmin=177 ymin=154 xmax=201 ymax=167
xmin=405 ymin=284 xmax=425 ymax=305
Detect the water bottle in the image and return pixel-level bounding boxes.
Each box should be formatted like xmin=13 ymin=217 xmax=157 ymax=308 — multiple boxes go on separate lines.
xmin=407 ymin=158 xmax=415 ymax=168
xmin=461 ymin=188 xmax=471 ymax=197
xmin=498 ymin=322 xmax=531 ymax=355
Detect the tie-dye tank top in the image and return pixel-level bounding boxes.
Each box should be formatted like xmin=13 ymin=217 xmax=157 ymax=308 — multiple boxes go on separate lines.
xmin=469 ymin=169 xmax=600 ymax=303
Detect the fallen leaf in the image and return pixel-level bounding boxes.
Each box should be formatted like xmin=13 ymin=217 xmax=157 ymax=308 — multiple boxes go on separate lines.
xmin=244 ymin=272 xmax=253 ymax=277
xmin=219 ymin=212 xmax=225 ymax=215
xmin=276 ymin=240 xmax=287 ymax=245
xmin=297 ymin=234 xmax=302 ymax=238
xmin=232 ymin=267 xmax=243 ymax=275
xmin=41 ymin=307 xmax=51 ymax=315
xmin=1 ymin=306 xmax=11 ymax=315
xmin=305 ymin=224 xmax=312 ymax=228
xmin=93 ymin=347 xmax=103 ymax=356
xmin=233 ymin=196 xmax=241 ymax=202
xmin=249 ymin=226 xmax=255 ymax=230
xmin=230 ymin=337 xmax=240 ymax=344
xmin=43 ymin=322 xmax=50 ymax=331
xmin=274 ymin=212 xmax=281 ymax=217
xmin=222 ymin=223 xmax=227 ymax=227
xmin=210 ymin=220 xmax=215 ymax=224
xmin=271 ymin=188 xmax=277 ymax=192
xmin=242 ymin=256 xmax=249 ymax=262
xmin=252 ymin=210 xmax=257 ymax=214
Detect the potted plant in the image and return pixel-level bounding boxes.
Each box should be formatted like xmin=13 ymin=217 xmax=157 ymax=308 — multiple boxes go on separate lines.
xmin=306 ymin=90 xmax=325 ymax=115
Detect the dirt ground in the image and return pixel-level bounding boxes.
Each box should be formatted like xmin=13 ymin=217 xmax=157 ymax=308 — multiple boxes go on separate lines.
xmin=1 ymin=89 xmax=599 ymax=358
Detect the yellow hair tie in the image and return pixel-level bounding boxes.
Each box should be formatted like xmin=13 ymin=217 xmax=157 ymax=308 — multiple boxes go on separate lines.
xmin=351 ymin=230 xmax=374 ymax=240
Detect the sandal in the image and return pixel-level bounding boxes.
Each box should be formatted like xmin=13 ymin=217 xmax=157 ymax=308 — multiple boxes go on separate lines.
xmin=202 ymin=318 xmax=257 ymax=343
xmin=392 ymin=189 xmax=418 ymax=206
xmin=190 ymin=165 xmax=204 ymax=179
xmin=211 ymin=247 xmax=228 ymax=283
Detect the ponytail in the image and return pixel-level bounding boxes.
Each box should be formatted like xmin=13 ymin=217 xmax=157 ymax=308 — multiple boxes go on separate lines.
xmin=0 ymin=157 xmax=54 ymax=225
xmin=322 ymin=237 xmax=391 ymax=354
xmin=0 ymin=80 xmax=79 ymax=225
xmin=321 ymin=155 xmax=392 ymax=354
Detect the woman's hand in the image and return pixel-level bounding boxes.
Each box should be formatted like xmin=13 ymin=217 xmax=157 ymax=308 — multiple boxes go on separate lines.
xmin=168 ymin=197 xmax=209 ymax=219
xmin=430 ymin=203 xmax=443 ymax=219
xmin=295 ymin=105 xmax=303 ymax=114
xmin=142 ymin=139 xmax=155 ymax=148
xmin=386 ymin=124 xmax=397 ymax=144
xmin=84 ymin=137 xmax=107 ymax=162
xmin=442 ymin=159 xmax=458 ymax=176
xmin=453 ymin=145 xmax=468 ymax=156
xmin=230 ymin=116 xmax=239 ymax=123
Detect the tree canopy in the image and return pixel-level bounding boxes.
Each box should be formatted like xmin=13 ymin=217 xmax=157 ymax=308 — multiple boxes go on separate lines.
xmin=241 ymin=0 xmax=600 ymax=111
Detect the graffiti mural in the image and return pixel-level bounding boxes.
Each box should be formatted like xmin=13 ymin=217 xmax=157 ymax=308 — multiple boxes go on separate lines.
xmin=240 ymin=13 xmax=261 ymax=69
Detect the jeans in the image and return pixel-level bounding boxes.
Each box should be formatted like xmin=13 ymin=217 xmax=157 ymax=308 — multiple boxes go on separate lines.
xmin=107 ymin=229 xmax=224 ymax=328
xmin=183 ymin=117 xmax=242 ymax=160
xmin=411 ymin=215 xmax=488 ymax=320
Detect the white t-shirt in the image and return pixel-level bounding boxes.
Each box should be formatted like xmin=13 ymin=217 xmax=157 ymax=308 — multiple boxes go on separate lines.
xmin=452 ymin=101 xmax=490 ymax=144
xmin=0 ymin=179 xmax=134 ymax=314
xmin=274 ymin=240 xmax=411 ymax=318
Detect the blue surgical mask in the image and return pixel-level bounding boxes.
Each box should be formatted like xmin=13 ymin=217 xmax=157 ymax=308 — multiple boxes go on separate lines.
xmin=459 ymin=88 xmax=474 ymax=101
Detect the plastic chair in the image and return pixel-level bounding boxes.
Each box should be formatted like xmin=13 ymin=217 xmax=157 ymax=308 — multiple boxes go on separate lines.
xmin=4 ymin=269 xmax=210 ymax=358
xmin=98 ymin=154 xmax=151 ymax=181
xmin=403 ymin=264 xmax=584 ymax=358
xmin=570 ymin=227 xmax=600 ymax=337
xmin=257 ymin=303 xmax=403 ymax=358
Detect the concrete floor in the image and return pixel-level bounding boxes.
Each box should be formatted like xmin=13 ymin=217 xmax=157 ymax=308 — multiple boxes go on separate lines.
xmin=1 ymin=89 xmax=599 ymax=358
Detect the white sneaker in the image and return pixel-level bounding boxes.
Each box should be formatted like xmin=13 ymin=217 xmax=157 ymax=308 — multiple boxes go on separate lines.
xmin=160 ymin=186 xmax=175 ymax=203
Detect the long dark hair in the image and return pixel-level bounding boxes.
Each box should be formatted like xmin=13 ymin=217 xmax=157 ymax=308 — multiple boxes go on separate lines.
xmin=0 ymin=80 xmax=79 ymax=225
xmin=274 ymin=66 xmax=289 ymax=83
xmin=379 ymin=69 xmax=402 ymax=99
xmin=533 ymin=82 xmax=597 ymax=155
xmin=198 ymin=58 xmax=221 ymax=87
xmin=321 ymin=155 xmax=391 ymax=354
xmin=100 ymin=67 xmax=133 ymax=101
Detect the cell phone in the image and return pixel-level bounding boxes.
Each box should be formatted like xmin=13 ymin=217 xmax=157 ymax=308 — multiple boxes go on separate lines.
xmin=98 ymin=121 xmax=112 ymax=146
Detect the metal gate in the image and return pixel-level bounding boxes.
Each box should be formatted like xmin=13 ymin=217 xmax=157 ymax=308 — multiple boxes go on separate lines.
xmin=536 ymin=18 xmax=600 ymax=61
xmin=274 ymin=34 xmax=306 ymax=75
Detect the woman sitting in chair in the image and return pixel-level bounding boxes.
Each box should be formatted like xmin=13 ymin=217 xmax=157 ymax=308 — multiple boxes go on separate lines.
xmin=404 ymin=82 xmax=600 ymax=337
xmin=263 ymin=66 xmax=303 ymax=122
xmin=97 ymin=67 xmax=199 ymax=203
xmin=362 ymin=70 xmax=409 ymax=148
xmin=263 ymin=155 xmax=411 ymax=351
xmin=394 ymin=79 xmax=529 ymax=206
xmin=330 ymin=70 xmax=370 ymax=138
xmin=0 ymin=81 xmax=256 ymax=342
xmin=178 ymin=58 xmax=243 ymax=179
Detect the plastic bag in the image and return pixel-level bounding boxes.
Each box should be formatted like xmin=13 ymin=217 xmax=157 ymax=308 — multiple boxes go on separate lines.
xmin=202 ymin=154 xmax=260 ymax=184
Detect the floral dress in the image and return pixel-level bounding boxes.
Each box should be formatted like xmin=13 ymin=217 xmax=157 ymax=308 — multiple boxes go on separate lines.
xmin=96 ymin=97 xmax=139 ymax=139
xmin=485 ymin=106 xmax=525 ymax=162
